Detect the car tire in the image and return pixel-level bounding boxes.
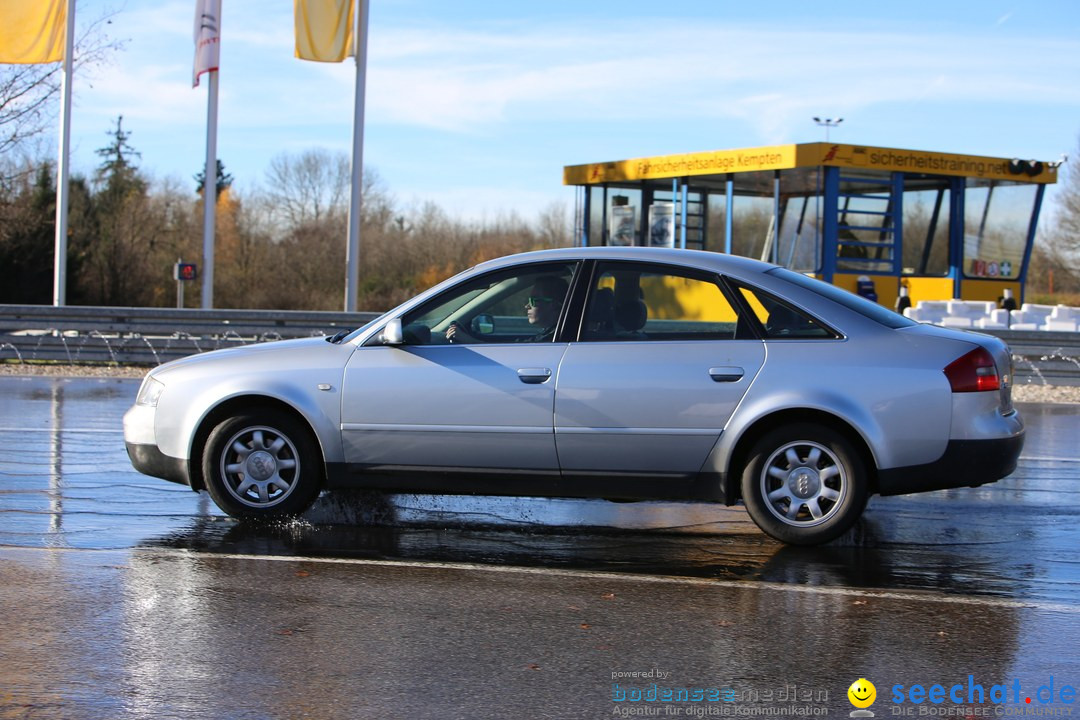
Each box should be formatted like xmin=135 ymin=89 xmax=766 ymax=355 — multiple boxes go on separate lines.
xmin=740 ymin=423 xmax=868 ymax=545
xmin=202 ymin=409 xmax=323 ymax=519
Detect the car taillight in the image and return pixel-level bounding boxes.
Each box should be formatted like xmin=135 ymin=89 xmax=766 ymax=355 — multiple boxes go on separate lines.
xmin=944 ymin=347 xmax=1000 ymax=392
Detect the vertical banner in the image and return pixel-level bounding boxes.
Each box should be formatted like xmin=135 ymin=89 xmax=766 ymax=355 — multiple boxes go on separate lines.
xmin=609 ymin=205 xmax=636 ymax=246
xmin=193 ymin=0 xmax=221 ymax=87
xmin=0 ymin=0 xmax=67 ymax=64
xmin=648 ymin=203 xmax=675 ymax=248
xmin=295 ymin=0 xmax=355 ymax=63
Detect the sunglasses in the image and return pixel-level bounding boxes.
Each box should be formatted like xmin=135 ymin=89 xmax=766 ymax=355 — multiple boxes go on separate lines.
xmin=526 ymin=296 xmax=554 ymax=307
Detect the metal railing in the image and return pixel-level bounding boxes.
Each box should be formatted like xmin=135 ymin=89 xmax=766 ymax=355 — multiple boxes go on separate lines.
xmin=979 ymin=329 xmax=1080 ymax=386
xmin=0 ymin=305 xmax=380 ymax=365
xmin=1 ymin=305 xmax=1078 ymax=385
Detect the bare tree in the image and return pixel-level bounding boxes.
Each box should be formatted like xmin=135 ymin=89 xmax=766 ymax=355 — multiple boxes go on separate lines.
xmin=1047 ymin=144 xmax=1080 ymax=259
xmin=264 ymin=149 xmax=351 ymax=228
xmin=0 ymin=11 xmax=119 ymax=177
xmin=1026 ymin=138 xmax=1080 ymax=296
xmin=535 ymin=201 xmax=572 ymax=247
xmin=212 ymin=188 xmax=275 ymax=309
xmin=0 ymin=64 xmax=60 ymax=160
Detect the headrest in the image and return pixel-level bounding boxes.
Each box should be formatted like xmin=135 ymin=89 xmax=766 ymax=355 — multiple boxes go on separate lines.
xmin=592 ymin=287 xmax=615 ymax=314
xmin=615 ymin=299 xmax=647 ymax=332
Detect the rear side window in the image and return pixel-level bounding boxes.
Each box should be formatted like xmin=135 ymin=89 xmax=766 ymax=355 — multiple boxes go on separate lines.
xmin=767 ymin=267 xmax=917 ymax=329
xmin=734 ymin=283 xmax=838 ymax=339
xmin=581 ymin=261 xmax=751 ymax=341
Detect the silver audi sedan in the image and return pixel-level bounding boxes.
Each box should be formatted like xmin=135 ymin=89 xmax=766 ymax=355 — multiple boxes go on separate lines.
xmin=124 ymin=247 xmax=1024 ymax=545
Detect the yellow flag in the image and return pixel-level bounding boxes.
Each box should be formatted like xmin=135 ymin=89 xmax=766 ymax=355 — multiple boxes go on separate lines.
xmin=294 ymin=0 xmax=355 ymax=63
xmin=0 ymin=0 xmax=67 ymax=64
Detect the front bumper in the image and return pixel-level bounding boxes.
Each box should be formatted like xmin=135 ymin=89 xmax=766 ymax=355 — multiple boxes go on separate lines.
xmin=876 ymin=432 xmax=1025 ymax=496
xmin=125 ymin=441 xmax=193 ymax=487
xmin=123 ymin=401 xmax=192 ymax=488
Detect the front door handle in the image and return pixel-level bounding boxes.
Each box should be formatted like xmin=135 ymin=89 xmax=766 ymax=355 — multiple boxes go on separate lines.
xmin=517 ymin=367 xmax=552 ymax=384
xmin=709 ymin=366 xmax=745 ymax=383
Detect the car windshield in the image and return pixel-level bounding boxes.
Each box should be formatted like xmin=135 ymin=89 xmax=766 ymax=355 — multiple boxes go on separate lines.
xmin=766 ymin=268 xmax=918 ymax=329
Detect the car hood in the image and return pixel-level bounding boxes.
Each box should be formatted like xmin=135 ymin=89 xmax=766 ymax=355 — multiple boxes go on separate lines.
xmin=149 ymin=336 xmax=347 ymax=379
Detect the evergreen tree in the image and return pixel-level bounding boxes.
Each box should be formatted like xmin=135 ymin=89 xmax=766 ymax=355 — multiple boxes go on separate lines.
xmin=94 ymin=115 xmax=145 ymax=196
xmin=195 ymin=159 xmax=233 ymax=199
xmin=71 ymin=116 xmax=154 ymax=306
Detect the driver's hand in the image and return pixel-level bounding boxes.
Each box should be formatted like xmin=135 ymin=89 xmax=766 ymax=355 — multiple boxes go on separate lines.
xmin=446 ymin=322 xmax=463 ymax=343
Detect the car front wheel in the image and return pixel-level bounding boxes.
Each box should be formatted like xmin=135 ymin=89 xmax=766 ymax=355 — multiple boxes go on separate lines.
xmin=202 ymin=410 xmax=323 ymax=519
xmin=740 ymin=423 xmax=868 ymax=545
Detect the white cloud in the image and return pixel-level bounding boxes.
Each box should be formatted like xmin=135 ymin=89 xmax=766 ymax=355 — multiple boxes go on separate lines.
xmin=348 ymin=21 xmax=1080 ymax=138
xmin=79 ymin=63 xmax=203 ymax=124
xmin=78 ymin=5 xmax=1080 ymax=141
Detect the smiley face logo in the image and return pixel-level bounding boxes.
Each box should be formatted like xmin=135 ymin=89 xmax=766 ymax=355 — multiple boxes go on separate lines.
xmin=848 ymin=678 xmax=876 ymax=708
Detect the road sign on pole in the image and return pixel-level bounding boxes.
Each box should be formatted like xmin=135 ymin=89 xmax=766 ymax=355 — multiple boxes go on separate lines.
xmin=174 ymin=260 xmax=198 ymax=309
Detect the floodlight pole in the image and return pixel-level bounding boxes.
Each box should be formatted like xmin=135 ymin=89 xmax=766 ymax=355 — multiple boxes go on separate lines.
xmin=813 ymin=116 xmax=843 ymax=142
xmin=811 ymin=117 xmax=844 ymax=258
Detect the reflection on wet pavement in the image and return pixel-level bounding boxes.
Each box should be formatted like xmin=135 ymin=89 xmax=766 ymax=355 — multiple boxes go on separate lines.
xmin=2 ymin=375 xmax=1079 ymax=606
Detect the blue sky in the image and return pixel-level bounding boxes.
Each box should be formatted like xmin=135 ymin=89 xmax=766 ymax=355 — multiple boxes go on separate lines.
xmin=61 ymin=0 xmax=1080 ymax=223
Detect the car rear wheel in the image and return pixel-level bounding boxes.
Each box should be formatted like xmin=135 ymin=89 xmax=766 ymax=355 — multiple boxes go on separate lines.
xmin=740 ymin=423 xmax=868 ymax=545
xmin=202 ymin=410 xmax=323 ymax=519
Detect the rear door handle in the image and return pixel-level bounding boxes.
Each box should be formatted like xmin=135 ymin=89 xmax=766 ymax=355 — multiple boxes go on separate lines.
xmin=517 ymin=367 xmax=553 ymax=384
xmin=708 ymin=366 xmax=745 ymax=383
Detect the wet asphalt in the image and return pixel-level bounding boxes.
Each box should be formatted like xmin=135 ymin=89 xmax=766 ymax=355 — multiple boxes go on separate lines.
xmin=1 ymin=375 xmax=1079 ymax=719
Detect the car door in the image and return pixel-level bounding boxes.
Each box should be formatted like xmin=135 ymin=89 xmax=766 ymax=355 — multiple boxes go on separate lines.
xmin=554 ymin=260 xmax=765 ymax=483
xmin=339 ymin=261 xmax=578 ymax=488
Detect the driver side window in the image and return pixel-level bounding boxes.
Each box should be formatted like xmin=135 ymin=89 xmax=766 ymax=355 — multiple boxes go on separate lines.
xmin=400 ymin=262 xmax=576 ymax=345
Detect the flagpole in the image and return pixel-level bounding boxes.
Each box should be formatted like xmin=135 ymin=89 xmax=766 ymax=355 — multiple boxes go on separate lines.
xmin=201 ymin=68 xmax=218 ymax=309
xmin=344 ymin=0 xmax=369 ymax=313
xmin=53 ymin=0 xmax=76 ymax=307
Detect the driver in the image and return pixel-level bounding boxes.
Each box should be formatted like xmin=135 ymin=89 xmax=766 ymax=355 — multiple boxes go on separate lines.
xmin=446 ymin=275 xmax=568 ymax=344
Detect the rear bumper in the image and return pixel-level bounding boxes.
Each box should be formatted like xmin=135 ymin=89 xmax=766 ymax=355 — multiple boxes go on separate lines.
xmin=876 ymin=432 xmax=1024 ymax=496
xmin=125 ymin=442 xmax=193 ymax=488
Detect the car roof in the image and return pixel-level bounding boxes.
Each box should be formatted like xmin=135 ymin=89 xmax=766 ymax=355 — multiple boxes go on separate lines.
xmin=473 ymin=246 xmax=777 ymax=276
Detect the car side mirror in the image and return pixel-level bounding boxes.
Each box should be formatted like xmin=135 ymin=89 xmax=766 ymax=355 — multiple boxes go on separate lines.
xmin=471 ymin=314 xmax=495 ymax=335
xmin=379 ymin=318 xmax=404 ymax=346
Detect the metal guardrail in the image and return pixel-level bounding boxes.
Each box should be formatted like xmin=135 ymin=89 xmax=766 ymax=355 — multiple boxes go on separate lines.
xmin=0 ymin=305 xmax=381 ymax=365
xmin=0 ymin=305 xmax=1078 ymax=385
xmin=979 ymin=329 xmax=1080 ymax=387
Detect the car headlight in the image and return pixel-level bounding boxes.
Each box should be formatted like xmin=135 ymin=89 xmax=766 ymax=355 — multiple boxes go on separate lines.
xmin=136 ymin=377 xmax=165 ymax=407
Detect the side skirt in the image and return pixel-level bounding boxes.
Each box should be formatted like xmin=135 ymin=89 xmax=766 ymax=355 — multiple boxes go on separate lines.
xmin=325 ymin=463 xmax=729 ymax=503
